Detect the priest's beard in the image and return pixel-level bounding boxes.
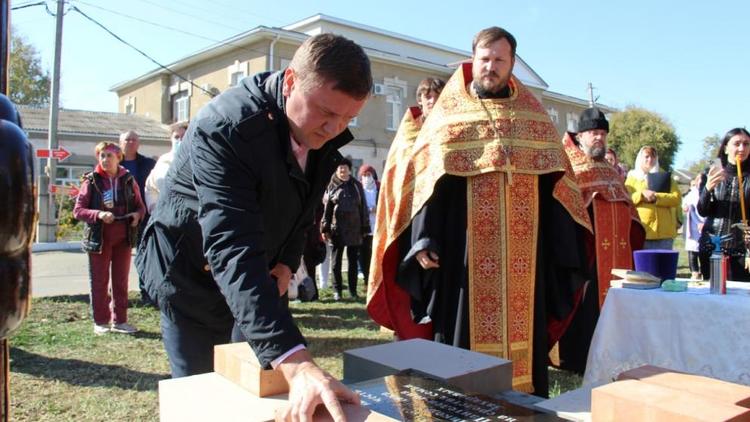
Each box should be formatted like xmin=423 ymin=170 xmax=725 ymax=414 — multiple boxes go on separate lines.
xmin=582 ymin=143 xmax=606 ymax=161
xmin=472 ymin=81 xmax=510 ymax=99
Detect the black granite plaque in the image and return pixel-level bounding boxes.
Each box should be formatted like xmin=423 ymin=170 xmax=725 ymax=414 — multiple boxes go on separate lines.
xmin=347 ymin=370 xmax=563 ymax=421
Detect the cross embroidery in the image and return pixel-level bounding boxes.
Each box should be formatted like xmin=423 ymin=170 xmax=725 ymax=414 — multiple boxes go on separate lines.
xmin=607 ymin=182 xmax=617 ymax=197
xmin=601 ymin=238 xmax=611 ymax=250
xmin=619 ymin=238 xmax=628 ymax=249
xmin=500 ymin=156 xmax=516 ymax=185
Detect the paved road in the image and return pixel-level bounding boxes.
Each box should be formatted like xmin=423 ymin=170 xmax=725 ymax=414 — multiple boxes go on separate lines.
xmin=31 ymin=250 xmax=140 ymax=298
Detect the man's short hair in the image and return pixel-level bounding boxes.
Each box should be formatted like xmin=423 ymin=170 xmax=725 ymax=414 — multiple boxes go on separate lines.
xmin=415 ymin=78 xmax=446 ymax=101
xmin=119 ymin=130 xmax=139 ymax=142
xmin=288 ymin=33 xmax=373 ymax=100
xmin=339 ymin=158 xmax=353 ymax=170
xmin=472 ymin=26 xmax=517 ymax=57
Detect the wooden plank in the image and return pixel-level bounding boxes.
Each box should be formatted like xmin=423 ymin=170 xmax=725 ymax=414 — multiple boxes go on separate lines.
xmin=618 ymin=365 xmax=750 ymax=408
xmin=213 ymin=342 xmax=288 ymax=398
xmin=592 ymin=379 xmax=750 ymax=422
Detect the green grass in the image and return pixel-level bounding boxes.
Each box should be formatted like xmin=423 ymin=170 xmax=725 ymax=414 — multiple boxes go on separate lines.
xmin=8 ymin=281 xmax=584 ymax=421
xmin=9 ymin=295 xmax=167 ymax=421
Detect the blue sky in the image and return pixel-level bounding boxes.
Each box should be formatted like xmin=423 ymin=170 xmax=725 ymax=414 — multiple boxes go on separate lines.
xmin=12 ymin=0 xmax=750 ymax=167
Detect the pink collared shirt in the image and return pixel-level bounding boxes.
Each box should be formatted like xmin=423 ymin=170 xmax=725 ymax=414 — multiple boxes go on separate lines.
xmin=290 ymin=134 xmax=309 ymax=172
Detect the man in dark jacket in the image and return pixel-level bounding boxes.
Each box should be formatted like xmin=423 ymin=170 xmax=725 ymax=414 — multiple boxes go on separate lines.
xmin=119 ymin=130 xmax=156 ymax=304
xmin=136 ymin=34 xmax=371 ymax=420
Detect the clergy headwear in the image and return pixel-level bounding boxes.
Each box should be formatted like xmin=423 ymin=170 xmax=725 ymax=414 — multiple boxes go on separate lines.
xmin=578 ymin=107 xmax=609 ymax=133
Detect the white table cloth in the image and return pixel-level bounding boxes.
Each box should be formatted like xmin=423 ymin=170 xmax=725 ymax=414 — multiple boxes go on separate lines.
xmin=583 ymin=282 xmax=750 ymax=386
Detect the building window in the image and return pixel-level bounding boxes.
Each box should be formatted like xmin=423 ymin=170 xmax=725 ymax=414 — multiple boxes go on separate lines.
xmin=349 ymin=157 xmax=363 ymax=179
xmin=55 ymin=166 xmax=91 ymax=185
xmin=172 ymin=91 xmax=190 ymax=122
xmin=227 ymin=60 xmax=248 ymax=86
xmin=384 ymin=78 xmax=407 ymax=131
xmin=547 ymin=107 xmax=559 ymax=124
xmin=566 ymin=112 xmax=579 ymax=132
xmin=230 ymin=71 xmax=245 ymax=87
xmin=125 ymin=96 xmax=136 ymax=115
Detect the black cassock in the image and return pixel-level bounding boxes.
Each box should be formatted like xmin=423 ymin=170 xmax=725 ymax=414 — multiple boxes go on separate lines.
xmin=396 ymin=173 xmax=590 ymax=396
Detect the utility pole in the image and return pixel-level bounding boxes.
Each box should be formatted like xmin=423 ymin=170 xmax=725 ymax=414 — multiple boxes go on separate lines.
xmin=38 ymin=0 xmax=65 ymax=242
xmin=587 ymin=82 xmax=595 ymax=107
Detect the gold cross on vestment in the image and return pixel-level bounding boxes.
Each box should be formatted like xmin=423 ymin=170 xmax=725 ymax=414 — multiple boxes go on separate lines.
xmin=500 ymin=156 xmax=516 ymax=185
xmin=619 ymin=237 xmax=628 ymax=249
xmin=607 ymin=182 xmax=617 ymax=197
xmin=601 ymin=238 xmax=611 ymax=250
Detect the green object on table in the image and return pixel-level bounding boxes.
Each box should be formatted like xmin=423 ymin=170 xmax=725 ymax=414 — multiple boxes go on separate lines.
xmin=661 ymin=279 xmax=687 ymax=292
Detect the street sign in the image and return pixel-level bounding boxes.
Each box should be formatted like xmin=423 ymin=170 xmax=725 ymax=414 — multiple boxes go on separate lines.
xmin=48 ymin=184 xmax=80 ymax=198
xmin=36 ymin=146 xmax=71 ymax=162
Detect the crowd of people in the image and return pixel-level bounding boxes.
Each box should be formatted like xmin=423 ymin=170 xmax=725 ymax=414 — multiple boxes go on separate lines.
xmin=68 ymin=27 xmax=750 ymax=419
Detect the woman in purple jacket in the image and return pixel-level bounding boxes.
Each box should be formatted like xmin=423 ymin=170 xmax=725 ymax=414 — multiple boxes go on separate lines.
xmin=74 ymin=141 xmax=145 ymax=335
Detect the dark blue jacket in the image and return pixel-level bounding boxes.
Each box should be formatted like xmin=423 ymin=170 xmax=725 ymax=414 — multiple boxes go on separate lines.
xmin=122 ymin=153 xmax=155 ymax=212
xmin=136 ymin=71 xmax=350 ymax=367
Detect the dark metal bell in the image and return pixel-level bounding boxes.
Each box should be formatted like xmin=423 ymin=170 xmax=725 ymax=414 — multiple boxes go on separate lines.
xmin=0 ymin=118 xmax=35 ymax=338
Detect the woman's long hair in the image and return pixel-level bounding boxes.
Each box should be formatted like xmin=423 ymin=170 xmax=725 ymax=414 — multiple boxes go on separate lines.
xmin=717 ymin=128 xmax=750 ymax=167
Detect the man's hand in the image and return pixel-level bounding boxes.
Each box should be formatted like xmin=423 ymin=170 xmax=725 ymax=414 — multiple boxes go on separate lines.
xmin=127 ymin=212 xmax=141 ymax=227
xmin=270 ymin=263 xmax=293 ymax=296
xmin=276 ymin=349 xmax=360 ymax=422
xmin=416 ymin=250 xmax=440 ymax=269
xmin=97 ymin=211 xmax=115 ymax=224
xmin=705 ymin=166 xmax=726 ymax=192
xmin=641 ymin=189 xmax=657 ymax=203
xmin=322 ymin=232 xmax=331 ymax=242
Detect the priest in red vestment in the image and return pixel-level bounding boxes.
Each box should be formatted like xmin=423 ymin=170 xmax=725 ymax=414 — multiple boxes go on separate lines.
xmin=557 ymin=107 xmax=645 ymax=374
xmin=367 ymin=27 xmax=592 ymax=395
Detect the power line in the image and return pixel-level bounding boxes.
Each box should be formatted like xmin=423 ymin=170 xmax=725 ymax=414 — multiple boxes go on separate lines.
xmin=11 ymin=1 xmax=46 ymax=11
xmin=170 ymin=0 xmax=287 ymax=27
xmin=133 ymin=0 xmax=246 ymax=33
xmin=69 ymin=0 xmax=296 ymax=62
xmin=72 ymin=0 xmax=222 ymax=43
xmin=70 ymin=5 xmax=215 ymax=97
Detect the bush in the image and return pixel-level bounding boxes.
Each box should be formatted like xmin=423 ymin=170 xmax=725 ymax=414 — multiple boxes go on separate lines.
xmin=56 ymin=194 xmax=83 ymax=241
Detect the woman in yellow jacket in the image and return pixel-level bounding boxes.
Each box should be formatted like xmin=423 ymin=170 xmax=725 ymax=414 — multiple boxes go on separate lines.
xmin=625 ymin=146 xmax=681 ymax=249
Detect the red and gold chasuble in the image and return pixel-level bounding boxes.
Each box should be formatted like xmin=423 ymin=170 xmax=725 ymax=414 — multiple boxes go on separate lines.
xmin=368 ymin=64 xmax=591 ymax=392
xmin=561 ymin=133 xmax=645 ymax=307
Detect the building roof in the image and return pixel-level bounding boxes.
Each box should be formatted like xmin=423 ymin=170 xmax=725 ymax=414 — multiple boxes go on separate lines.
xmin=111 ymin=14 xmax=549 ymax=92
xmin=18 ymin=106 xmax=170 ymax=141
xmin=110 ymin=25 xmax=302 ymax=92
xmin=542 ymin=90 xmax=617 ymax=113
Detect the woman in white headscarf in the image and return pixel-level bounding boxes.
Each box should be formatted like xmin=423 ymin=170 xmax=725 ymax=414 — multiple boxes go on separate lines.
xmin=625 ymin=145 xmax=681 ymax=249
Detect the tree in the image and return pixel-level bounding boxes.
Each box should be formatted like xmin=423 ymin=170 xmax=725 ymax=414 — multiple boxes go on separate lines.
xmin=607 ymin=106 xmax=681 ymax=171
xmin=685 ymin=134 xmax=721 ymax=174
xmin=9 ymin=30 xmax=50 ymax=106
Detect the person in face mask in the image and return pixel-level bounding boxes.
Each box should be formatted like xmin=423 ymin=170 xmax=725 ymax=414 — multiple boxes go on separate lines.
xmin=144 ymin=121 xmax=189 ymax=213
xmin=358 ymin=164 xmax=380 ymax=287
